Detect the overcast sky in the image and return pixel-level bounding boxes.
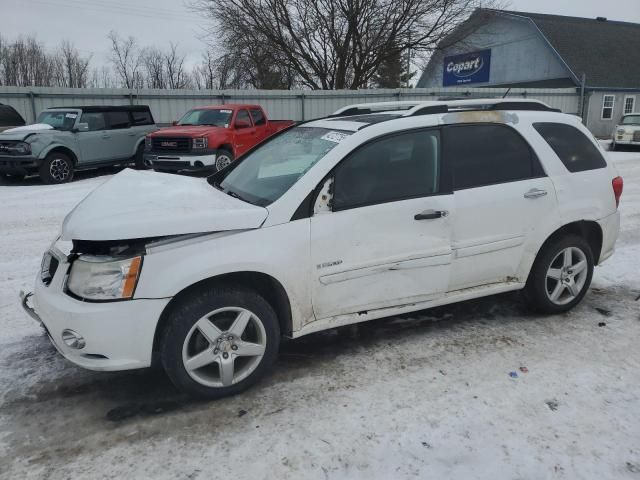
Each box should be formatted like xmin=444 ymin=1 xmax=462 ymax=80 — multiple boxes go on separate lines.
xmin=0 ymin=0 xmax=639 ymax=70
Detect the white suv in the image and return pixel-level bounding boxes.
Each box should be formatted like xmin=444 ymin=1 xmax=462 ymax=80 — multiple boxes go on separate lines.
xmin=22 ymin=99 xmax=623 ymax=398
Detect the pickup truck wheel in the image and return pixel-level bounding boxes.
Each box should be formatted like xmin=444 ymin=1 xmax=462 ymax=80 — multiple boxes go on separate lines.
xmin=39 ymin=152 xmax=74 ymax=184
xmin=215 ymin=150 xmax=233 ymax=171
xmin=523 ymin=235 xmax=594 ymax=314
xmin=134 ymin=143 xmax=147 ymax=169
xmin=160 ymin=284 xmax=280 ymax=399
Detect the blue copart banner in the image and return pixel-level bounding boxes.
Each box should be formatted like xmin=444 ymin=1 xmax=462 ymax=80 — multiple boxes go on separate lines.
xmin=443 ymin=49 xmax=491 ymax=86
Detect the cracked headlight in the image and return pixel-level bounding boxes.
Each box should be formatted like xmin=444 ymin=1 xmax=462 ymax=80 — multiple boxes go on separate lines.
xmin=67 ymin=255 xmax=142 ymax=301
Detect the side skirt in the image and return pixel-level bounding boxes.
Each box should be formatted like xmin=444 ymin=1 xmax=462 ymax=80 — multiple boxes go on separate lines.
xmin=291 ymin=281 xmax=524 ymax=339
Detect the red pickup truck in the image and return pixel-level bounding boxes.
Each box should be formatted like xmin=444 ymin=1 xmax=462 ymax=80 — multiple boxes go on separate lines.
xmin=144 ymin=104 xmax=295 ymax=173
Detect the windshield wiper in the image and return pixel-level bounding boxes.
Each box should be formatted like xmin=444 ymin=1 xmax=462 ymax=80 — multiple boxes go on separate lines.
xmin=226 ymin=189 xmax=254 ymax=205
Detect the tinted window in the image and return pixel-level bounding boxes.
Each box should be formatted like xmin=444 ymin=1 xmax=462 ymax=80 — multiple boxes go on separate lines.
xmin=107 ymin=111 xmax=131 ymax=129
xmin=333 ymin=130 xmax=440 ymax=210
xmin=533 ymin=123 xmax=606 ymax=172
xmin=79 ymin=112 xmax=106 ymax=131
xmin=235 ymin=109 xmax=251 ymax=126
xmin=131 ymin=109 xmax=153 ymax=125
xmin=250 ymin=109 xmax=266 ymax=126
xmin=444 ymin=124 xmax=541 ymax=190
xmin=0 ymin=105 xmax=25 ymax=126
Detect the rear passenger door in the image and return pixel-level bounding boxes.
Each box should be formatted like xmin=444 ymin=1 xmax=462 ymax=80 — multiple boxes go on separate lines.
xmin=249 ymin=108 xmax=268 ymax=142
xmin=233 ymin=109 xmax=256 ymax=157
xmin=105 ymin=110 xmax=134 ymax=160
xmin=445 ymin=123 xmax=558 ymax=291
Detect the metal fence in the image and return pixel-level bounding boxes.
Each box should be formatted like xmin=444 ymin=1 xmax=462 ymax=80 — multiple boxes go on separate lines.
xmin=0 ymin=86 xmax=580 ymax=125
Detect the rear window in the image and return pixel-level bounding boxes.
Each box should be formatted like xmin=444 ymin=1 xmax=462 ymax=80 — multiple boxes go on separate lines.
xmin=131 ymin=109 xmax=153 ymax=125
xmin=444 ymin=124 xmax=543 ymax=190
xmin=533 ymin=123 xmax=606 ymax=172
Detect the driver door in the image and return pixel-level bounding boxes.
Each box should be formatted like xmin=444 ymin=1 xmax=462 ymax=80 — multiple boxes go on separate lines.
xmin=77 ymin=111 xmax=109 ymax=164
xmin=309 ymin=129 xmax=454 ymax=320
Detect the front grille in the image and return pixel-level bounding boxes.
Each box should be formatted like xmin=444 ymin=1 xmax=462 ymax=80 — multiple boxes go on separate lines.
xmin=0 ymin=141 xmax=19 ymax=156
xmin=151 ymin=137 xmax=191 ymax=152
xmin=633 ymin=131 xmax=640 ymax=142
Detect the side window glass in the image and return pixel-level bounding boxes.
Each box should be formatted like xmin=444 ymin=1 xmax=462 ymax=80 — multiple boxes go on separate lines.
xmin=333 ymin=130 xmax=440 ymax=210
xmin=444 ymin=124 xmax=540 ymax=190
xmin=533 ymin=122 xmax=607 ymax=172
xmin=132 ymin=110 xmax=153 ymax=125
xmin=79 ymin=112 xmax=106 ymax=131
xmin=235 ymin=109 xmax=252 ymax=127
xmin=107 ymin=111 xmax=131 ymax=129
xmin=250 ymin=109 xmax=266 ymax=126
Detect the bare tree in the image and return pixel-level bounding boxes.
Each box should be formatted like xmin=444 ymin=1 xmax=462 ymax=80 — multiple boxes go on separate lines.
xmin=57 ymin=40 xmax=92 ymax=87
xmin=194 ymin=0 xmax=492 ymax=90
xmin=142 ymin=47 xmax=166 ymax=88
xmin=164 ymin=43 xmax=190 ymax=89
xmin=107 ymin=31 xmax=142 ymax=88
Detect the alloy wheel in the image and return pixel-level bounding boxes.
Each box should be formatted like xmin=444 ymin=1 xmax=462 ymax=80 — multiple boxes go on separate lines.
xmin=181 ymin=307 xmax=267 ymax=388
xmin=49 ymin=157 xmax=71 ymax=182
xmin=215 ymin=154 xmax=232 ymax=171
xmin=545 ymin=246 xmax=588 ymax=305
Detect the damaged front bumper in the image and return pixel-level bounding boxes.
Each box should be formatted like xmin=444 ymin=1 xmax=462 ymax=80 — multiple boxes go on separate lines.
xmin=20 ymin=250 xmax=170 ymax=372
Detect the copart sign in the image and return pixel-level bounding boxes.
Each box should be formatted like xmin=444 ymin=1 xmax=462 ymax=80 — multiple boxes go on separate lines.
xmin=443 ymin=49 xmax=491 ymax=86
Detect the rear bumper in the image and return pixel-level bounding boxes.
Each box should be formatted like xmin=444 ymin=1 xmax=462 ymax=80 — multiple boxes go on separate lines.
xmin=597 ymin=210 xmax=620 ymax=264
xmin=0 ymin=155 xmax=39 ymax=175
xmin=144 ymin=151 xmax=217 ymax=173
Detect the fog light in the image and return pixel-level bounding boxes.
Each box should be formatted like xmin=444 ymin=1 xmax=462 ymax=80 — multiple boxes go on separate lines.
xmin=61 ymin=329 xmax=85 ymax=349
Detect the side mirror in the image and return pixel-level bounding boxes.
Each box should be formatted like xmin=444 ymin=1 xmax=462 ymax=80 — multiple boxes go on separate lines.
xmin=75 ymin=123 xmax=89 ymax=132
xmin=171 ymin=120 xmax=178 ymax=126
xmin=235 ymin=118 xmax=252 ymax=129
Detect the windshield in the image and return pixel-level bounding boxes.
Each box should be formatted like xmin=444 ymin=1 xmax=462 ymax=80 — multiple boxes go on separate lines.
xmin=178 ymin=108 xmax=233 ymax=127
xmin=215 ymin=126 xmax=352 ymax=206
xmin=621 ymin=115 xmax=640 ymax=125
xmin=36 ymin=110 xmax=78 ymax=130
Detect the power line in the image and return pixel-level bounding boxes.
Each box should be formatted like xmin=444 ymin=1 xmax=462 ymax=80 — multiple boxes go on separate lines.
xmin=4 ymin=0 xmax=203 ymax=22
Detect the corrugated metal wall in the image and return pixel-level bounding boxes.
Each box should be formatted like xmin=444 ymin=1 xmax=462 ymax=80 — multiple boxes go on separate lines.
xmin=0 ymin=86 xmax=580 ymax=125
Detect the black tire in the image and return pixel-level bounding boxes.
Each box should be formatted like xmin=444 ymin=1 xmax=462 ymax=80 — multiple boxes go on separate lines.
xmin=160 ymin=283 xmax=280 ymax=399
xmin=39 ymin=152 xmax=74 ymax=184
xmin=523 ymin=234 xmax=594 ymax=314
xmin=215 ymin=149 xmax=234 ymax=172
xmin=134 ymin=143 xmax=147 ymax=169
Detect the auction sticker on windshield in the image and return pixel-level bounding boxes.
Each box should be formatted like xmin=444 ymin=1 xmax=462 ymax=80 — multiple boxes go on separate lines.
xmin=321 ymin=131 xmax=350 ymax=143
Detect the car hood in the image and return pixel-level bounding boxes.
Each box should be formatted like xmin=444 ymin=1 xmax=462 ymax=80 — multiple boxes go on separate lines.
xmin=149 ymin=125 xmax=226 ymax=137
xmin=61 ymin=169 xmax=268 ymax=241
xmin=0 ymin=125 xmax=55 ymax=141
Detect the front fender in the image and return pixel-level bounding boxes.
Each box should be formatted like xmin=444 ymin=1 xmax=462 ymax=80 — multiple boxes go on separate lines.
xmin=134 ymin=221 xmax=314 ymax=332
xmin=38 ymin=142 xmax=81 ymax=163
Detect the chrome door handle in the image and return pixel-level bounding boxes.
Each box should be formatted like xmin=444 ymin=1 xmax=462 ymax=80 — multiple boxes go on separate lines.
xmin=102 ymin=134 xmax=111 ymax=139
xmin=524 ymin=188 xmax=547 ymax=199
xmin=414 ymin=209 xmax=448 ymax=220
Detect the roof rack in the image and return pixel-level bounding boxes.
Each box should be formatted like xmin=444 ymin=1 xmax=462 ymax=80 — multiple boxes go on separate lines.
xmin=330 ymin=98 xmax=560 ymax=118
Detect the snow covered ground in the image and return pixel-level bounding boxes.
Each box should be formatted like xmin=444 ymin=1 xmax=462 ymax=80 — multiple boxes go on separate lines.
xmin=1 ymin=148 xmax=639 ymax=479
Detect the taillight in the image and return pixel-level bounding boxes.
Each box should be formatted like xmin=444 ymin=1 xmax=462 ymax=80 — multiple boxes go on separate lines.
xmin=612 ymin=176 xmax=623 ymax=208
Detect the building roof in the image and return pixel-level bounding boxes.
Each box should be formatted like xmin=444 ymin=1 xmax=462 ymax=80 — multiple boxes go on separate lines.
xmin=489 ymin=10 xmax=640 ymax=89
